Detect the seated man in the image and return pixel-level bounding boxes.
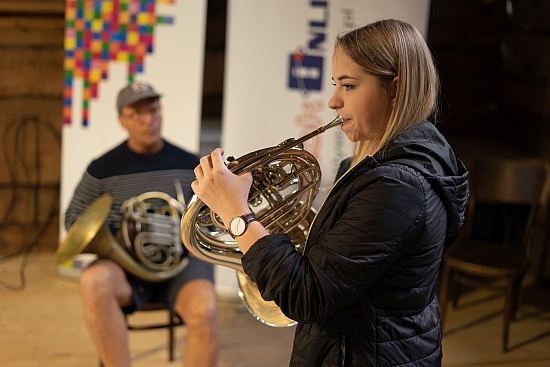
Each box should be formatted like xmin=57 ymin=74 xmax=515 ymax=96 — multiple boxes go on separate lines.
xmin=64 ymin=81 xmax=219 ymax=367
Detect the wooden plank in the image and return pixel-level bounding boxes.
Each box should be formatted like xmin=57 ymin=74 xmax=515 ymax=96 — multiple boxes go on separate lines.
xmin=0 ymin=190 xmax=60 ymax=253
xmin=0 ymin=30 xmax=63 ymax=47
xmin=0 ymin=98 xmax=63 ymax=124
xmin=0 ymin=48 xmax=64 ymax=96
xmin=0 ymin=17 xmax=65 ymax=30
xmin=0 ymin=1 xmax=64 ymax=15
xmin=0 ymin=122 xmax=61 ymax=185
xmin=0 ymin=17 xmax=64 ymax=47
xmin=0 ymin=98 xmax=62 ymax=186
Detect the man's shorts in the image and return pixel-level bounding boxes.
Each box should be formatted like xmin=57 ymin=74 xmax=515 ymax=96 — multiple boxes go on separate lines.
xmin=122 ymin=256 xmax=214 ymax=315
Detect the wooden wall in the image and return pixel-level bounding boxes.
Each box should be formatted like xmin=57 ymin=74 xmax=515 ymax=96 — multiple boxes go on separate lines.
xmin=0 ymin=1 xmax=65 ymax=255
xmin=0 ymin=0 xmax=227 ymax=256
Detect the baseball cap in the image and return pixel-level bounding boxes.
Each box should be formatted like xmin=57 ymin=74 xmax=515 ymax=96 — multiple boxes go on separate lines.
xmin=116 ymin=81 xmax=162 ymax=114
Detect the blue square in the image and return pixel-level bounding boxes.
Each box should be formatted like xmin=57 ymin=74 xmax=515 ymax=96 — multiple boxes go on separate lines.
xmin=288 ymin=53 xmax=323 ymax=92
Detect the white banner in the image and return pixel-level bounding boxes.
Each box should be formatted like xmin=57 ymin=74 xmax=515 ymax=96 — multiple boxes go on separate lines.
xmin=59 ymin=0 xmax=207 ymax=239
xmin=223 ymin=0 xmax=430 ymax=203
xmin=218 ymin=0 xmax=431 ymax=295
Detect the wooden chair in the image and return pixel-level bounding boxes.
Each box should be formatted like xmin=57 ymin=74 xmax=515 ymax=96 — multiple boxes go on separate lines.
xmin=99 ymin=302 xmax=184 ymax=366
xmin=438 ymin=155 xmax=549 ymax=352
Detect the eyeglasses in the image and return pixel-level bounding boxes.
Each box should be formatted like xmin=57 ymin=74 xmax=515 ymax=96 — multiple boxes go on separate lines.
xmin=121 ymin=106 xmax=161 ymax=122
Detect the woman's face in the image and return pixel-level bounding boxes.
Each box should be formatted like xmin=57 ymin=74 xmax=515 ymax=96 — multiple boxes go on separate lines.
xmin=328 ymin=47 xmax=393 ymax=143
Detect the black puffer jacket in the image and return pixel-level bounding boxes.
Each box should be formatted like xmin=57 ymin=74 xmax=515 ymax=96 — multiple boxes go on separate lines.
xmin=242 ymin=121 xmax=469 ymax=366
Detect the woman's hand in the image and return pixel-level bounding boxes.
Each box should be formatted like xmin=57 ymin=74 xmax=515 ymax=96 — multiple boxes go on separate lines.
xmin=192 ymin=148 xmax=253 ymax=226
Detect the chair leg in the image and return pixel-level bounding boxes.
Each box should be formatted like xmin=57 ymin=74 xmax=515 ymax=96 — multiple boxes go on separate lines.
xmin=451 ymin=279 xmax=461 ymax=309
xmin=511 ymin=274 xmax=525 ymax=320
xmin=503 ymin=276 xmax=524 ymax=352
xmin=169 ymin=310 xmax=176 ymax=361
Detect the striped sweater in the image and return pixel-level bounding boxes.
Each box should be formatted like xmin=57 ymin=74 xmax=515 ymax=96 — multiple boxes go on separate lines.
xmin=64 ymin=139 xmax=198 ymax=233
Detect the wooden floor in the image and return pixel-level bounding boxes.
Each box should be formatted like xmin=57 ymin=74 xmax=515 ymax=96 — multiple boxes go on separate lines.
xmin=1 ymin=252 xmax=549 ymax=367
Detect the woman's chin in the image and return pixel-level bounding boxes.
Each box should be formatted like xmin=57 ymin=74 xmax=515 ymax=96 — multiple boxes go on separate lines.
xmin=344 ymin=134 xmax=358 ymax=143
xmin=342 ymin=127 xmax=358 ymax=142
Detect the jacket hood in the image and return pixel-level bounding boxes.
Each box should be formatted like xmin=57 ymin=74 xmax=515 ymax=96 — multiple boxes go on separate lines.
xmin=361 ymin=121 xmax=469 ymax=238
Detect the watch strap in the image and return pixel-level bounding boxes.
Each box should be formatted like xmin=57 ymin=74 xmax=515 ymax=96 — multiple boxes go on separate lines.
xmin=229 ymin=212 xmax=257 ymax=238
xmin=240 ymin=213 xmax=257 ymax=225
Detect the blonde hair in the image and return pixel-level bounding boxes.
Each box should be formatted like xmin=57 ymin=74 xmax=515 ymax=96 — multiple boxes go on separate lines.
xmin=336 ymin=19 xmax=440 ymax=166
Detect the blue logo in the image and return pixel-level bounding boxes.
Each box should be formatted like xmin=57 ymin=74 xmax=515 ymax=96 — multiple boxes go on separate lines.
xmin=287 ymin=1 xmax=329 ymax=95
xmin=288 ymin=50 xmax=323 ymax=92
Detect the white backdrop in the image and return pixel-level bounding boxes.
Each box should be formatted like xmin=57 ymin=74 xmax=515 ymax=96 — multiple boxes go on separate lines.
xmin=60 ymin=0 xmax=207 ymax=238
xmin=216 ymin=0 xmax=431 ymax=297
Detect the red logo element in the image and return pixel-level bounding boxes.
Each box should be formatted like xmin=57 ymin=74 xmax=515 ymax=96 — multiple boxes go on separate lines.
xmin=294 ymin=99 xmax=325 ymax=161
xmin=292 ymin=50 xmax=305 ymax=62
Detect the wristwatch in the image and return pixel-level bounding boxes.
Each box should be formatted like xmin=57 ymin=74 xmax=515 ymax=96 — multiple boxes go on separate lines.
xmin=228 ymin=213 xmax=257 ymax=238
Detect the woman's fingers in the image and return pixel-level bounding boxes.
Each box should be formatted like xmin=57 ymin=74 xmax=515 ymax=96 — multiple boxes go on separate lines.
xmin=209 ymin=148 xmax=226 ymax=170
xmin=190 ymin=148 xmax=254 ymax=223
xmin=197 ymin=148 xmax=226 ymax=177
xmin=193 ymin=149 xmax=228 ymax=193
xmin=199 ymin=154 xmax=212 ymax=173
xmin=194 ymin=164 xmax=203 ymax=179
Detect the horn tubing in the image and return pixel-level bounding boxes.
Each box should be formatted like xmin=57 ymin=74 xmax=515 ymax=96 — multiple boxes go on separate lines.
xmin=180 ymin=115 xmax=343 ymax=327
xmin=229 ymin=115 xmax=343 ymax=175
xmin=56 ymin=193 xmax=189 ymax=283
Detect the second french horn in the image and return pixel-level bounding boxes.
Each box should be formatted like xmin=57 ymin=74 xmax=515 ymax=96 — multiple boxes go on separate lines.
xmin=180 ymin=115 xmax=343 ymax=327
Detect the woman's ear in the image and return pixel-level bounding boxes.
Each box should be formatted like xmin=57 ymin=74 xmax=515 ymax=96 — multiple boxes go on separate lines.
xmin=390 ymin=76 xmax=399 ymax=107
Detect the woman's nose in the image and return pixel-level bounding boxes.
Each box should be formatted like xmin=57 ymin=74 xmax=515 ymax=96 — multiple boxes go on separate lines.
xmin=328 ymin=92 xmax=342 ymax=110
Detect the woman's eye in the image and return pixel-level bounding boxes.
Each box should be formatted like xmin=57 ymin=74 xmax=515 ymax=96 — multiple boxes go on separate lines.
xmin=331 ymin=81 xmax=354 ymax=90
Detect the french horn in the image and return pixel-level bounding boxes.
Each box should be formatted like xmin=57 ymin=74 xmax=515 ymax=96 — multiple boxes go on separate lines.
xmin=180 ymin=115 xmax=343 ymax=327
xmin=55 ymin=190 xmax=189 ymax=282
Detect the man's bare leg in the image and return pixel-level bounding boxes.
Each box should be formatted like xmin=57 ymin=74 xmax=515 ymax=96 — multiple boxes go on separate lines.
xmin=79 ymin=260 xmax=134 ymax=367
xmin=175 ymin=279 xmax=219 ymax=367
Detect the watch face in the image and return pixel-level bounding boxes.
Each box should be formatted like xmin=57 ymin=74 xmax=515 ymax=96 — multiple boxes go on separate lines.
xmin=229 ymin=217 xmax=246 ymax=237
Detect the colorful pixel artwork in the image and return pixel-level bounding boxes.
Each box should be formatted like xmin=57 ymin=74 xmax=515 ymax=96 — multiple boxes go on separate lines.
xmin=63 ymin=0 xmax=176 ymax=126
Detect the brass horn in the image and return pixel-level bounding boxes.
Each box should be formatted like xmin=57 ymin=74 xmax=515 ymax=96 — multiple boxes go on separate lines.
xmin=180 ymin=115 xmax=343 ymax=327
xmin=56 ymin=193 xmax=189 ymax=282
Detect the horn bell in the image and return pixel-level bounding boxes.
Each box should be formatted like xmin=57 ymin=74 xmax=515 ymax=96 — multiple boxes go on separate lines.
xmin=56 ymin=194 xmax=189 ymax=282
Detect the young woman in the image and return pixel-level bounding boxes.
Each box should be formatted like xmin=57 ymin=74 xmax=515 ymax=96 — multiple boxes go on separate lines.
xmin=193 ymin=19 xmax=469 ymax=366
